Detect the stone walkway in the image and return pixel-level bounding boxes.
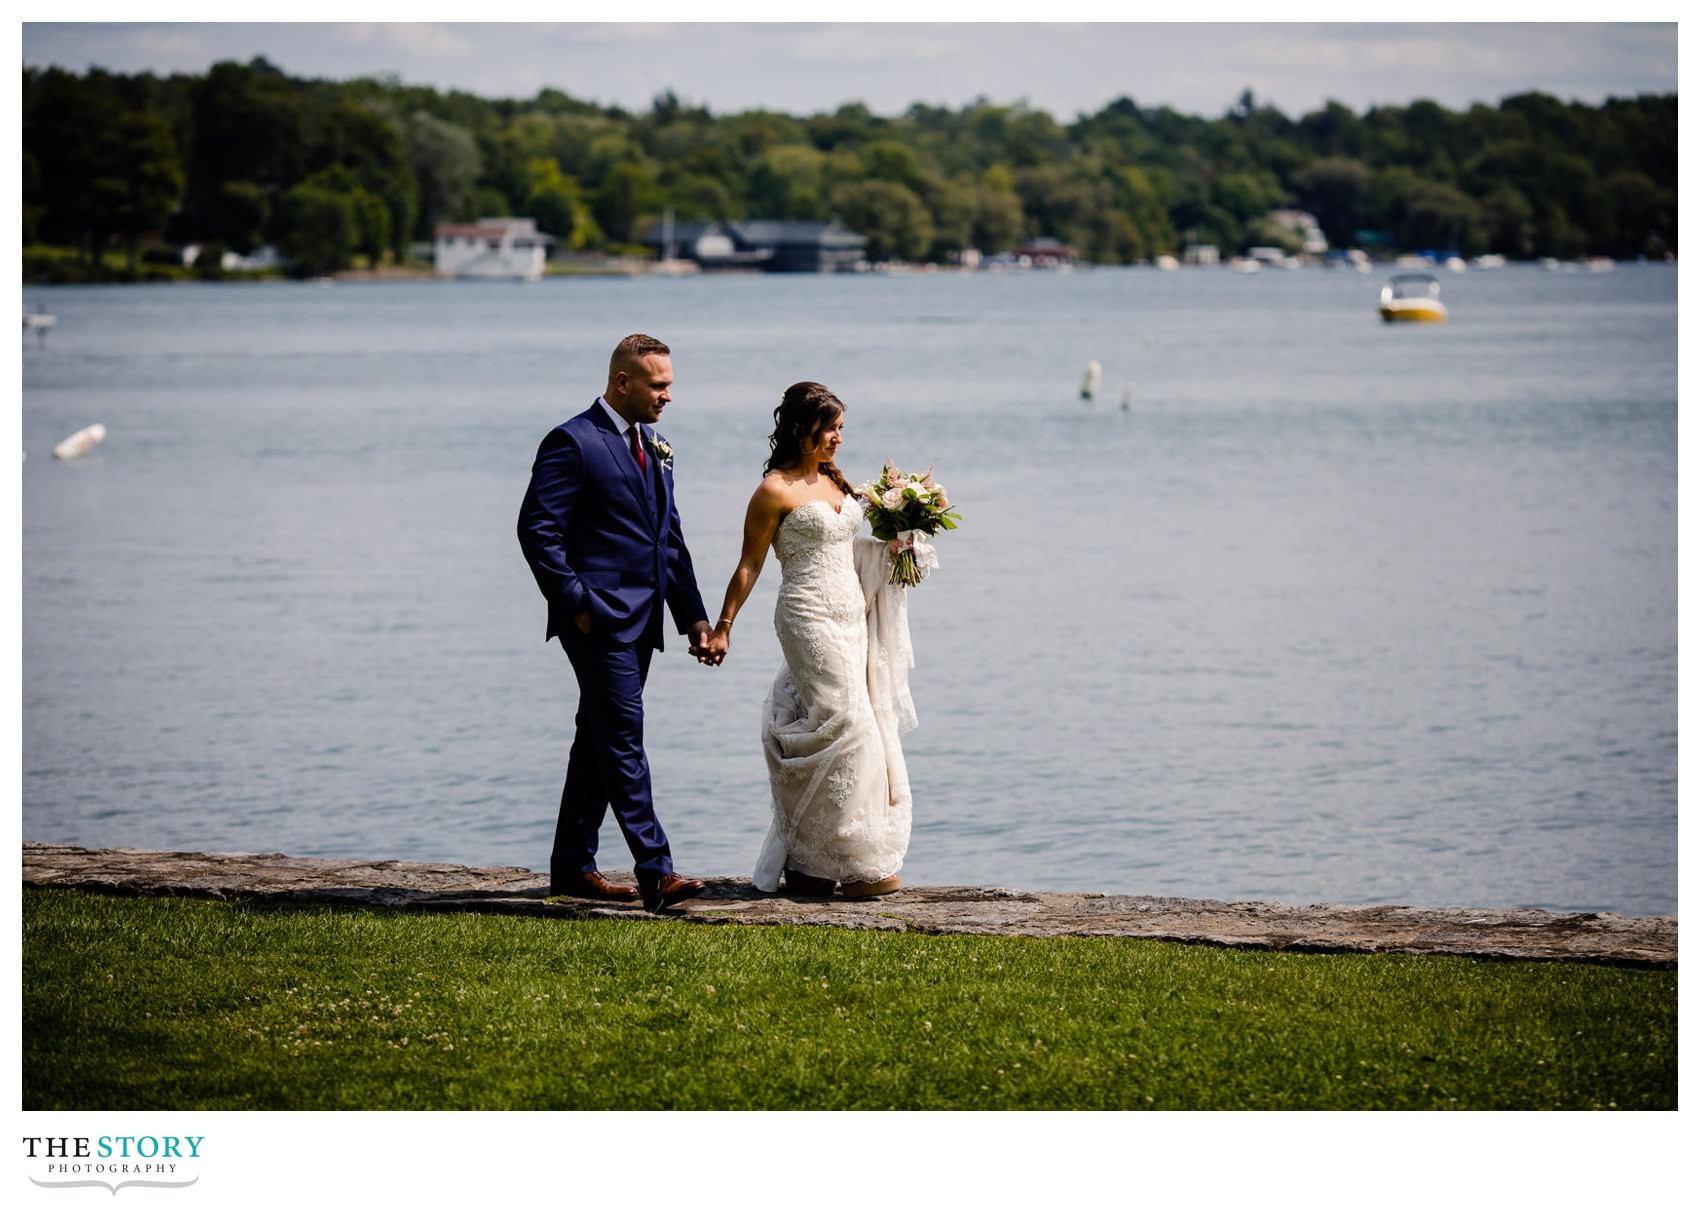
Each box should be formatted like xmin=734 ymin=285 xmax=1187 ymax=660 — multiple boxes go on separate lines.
xmin=22 ymin=842 xmax=1676 ymax=967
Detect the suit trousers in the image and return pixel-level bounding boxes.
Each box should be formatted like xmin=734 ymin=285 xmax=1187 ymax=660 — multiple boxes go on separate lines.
xmin=551 ymin=621 xmax=673 ymax=886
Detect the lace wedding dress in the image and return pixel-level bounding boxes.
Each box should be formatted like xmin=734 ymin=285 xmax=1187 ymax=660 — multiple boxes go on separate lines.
xmin=751 ymin=496 xmax=933 ymax=892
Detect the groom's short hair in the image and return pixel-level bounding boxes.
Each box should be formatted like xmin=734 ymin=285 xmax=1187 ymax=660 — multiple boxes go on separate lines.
xmin=611 ymin=333 xmax=670 ymax=372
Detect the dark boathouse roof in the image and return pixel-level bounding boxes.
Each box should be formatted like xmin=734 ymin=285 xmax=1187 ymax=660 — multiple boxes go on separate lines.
xmin=639 ymin=218 xmax=867 ymax=272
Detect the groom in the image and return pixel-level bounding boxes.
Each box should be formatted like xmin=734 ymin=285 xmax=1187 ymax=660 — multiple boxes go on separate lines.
xmin=518 ymin=334 xmax=714 ymax=912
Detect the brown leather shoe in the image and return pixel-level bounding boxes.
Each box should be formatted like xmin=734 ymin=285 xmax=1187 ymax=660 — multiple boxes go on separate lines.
xmin=551 ymin=871 xmax=639 ymax=901
xmin=640 ymin=872 xmax=706 ymax=912
xmin=840 ymin=875 xmax=901 ymax=899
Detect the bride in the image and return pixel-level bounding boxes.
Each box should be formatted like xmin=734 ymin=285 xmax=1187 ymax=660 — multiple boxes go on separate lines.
xmin=699 ymin=382 xmax=927 ymax=898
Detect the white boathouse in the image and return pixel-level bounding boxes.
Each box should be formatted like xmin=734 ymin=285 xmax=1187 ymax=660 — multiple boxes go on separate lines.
xmin=433 ymin=218 xmax=555 ymax=280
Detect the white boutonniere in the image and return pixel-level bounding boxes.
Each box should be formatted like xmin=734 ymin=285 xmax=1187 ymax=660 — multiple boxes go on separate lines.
xmin=649 ymin=433 xmax=674 ymax=469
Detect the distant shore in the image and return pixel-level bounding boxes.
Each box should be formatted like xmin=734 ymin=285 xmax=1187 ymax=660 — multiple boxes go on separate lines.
xmin=23 ymin=252 xmax=1676 ymax=288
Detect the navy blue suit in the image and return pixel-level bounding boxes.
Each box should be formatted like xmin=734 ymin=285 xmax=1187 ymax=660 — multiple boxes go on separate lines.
xmin=517 ymin=401 xmax=709 ymax=886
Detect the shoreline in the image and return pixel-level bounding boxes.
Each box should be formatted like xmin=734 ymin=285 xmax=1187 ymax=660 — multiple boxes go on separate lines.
xmin=22 ymin=257 xmax=1679 ymax=289
xmin=22 ymin=843 xmax=1676 ymax=968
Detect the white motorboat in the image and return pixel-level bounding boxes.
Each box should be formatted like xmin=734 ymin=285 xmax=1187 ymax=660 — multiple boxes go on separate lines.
xmin=1378 ymin=273 xmax=1448 ymax=323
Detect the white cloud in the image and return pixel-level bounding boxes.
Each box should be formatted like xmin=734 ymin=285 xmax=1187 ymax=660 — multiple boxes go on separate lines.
xmin=128 ymin=28 xmax=218 ymax=60
xmin=377 ymin=23 xmax=478 ymax=61
xmin=21 ymin=21 xmax=1678 ymax=118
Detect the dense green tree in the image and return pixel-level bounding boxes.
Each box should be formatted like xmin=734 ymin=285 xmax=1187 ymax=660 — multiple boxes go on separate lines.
xmin=22 ymin=148 xmax=44 ymax=244
xmin=828 ymin=180 xmax=933 ymax=261
xmin=919 ymin=174 xmax=977 ymax=259
xmin=205 ymin=181 xmax=269 ymax=253
xmin=971 ymin=168 xmax=1025 ymax=253
xmin=184 ymin=59 xmax=313 ymax=235
xmin=275 ymin=183 xmax=356 ymax=275
xmin=1112 ymin=165 xmax=1177 ymax=257
xmin=1013 ymin=164 xmax=1138 ymax=261
xmin=1480 ymin=185 xmax=1537 ymax=258
xmin=23 ymin=68 xmax=187 ymax=269
xmin=407 ymin=110 xmax=481 ymax=239
xmin=1602 ymin=170 xmax=1673 ymax=257
xmin=661 ymin=170 xmax=737 ymax=222
xmin=804 ymin=102 xmax=884 ymax=152
xmin=1297 ymin=100 xmax=1368 ymax=159
xmin=110 ymin=111 xmax=186 ymax=269
xmin=1212 ymin=169 xmax=1285 ymax=226
xmin=296 ymin=166 xmax=388 ymax=262
xmin=19 ymin=64 xmax=1678 ymax=274
xmin=861 ymin=140 xmax=927 ymax=191
xmin=594 ymin=160 xmax=663 ymax=245
xmin=464 ymin=187 xmax=512 ymax=222
xmin=521 ymin=157 xmax=600 ymax=249
xmin=747 ymin=145 xmax=827 ymax=219
xmin=1164 ymin=171 xmax=1240 ymax=252
xmin=316 ymin=101 xmax=416 ymax=256
xmin=1402 ymin=179 xmax=1486 ymax=253
xmin=23 ymin=67 xmax=128 ymax=262
xmin=1293 ymin=157 xmax=1373 ymax=248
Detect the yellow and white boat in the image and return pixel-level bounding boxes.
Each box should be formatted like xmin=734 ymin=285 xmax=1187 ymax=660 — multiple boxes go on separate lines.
xmin=1379 ymin=272 xmax=1448 ymax=323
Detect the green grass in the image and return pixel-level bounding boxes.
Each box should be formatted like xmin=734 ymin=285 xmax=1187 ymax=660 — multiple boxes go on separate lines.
xmin=23 ymin=888 xmax=1674 ymax=1110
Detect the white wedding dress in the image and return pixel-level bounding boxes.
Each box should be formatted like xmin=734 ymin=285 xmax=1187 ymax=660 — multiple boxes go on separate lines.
xmin=751 ymin=496 xmax=933 ymax=892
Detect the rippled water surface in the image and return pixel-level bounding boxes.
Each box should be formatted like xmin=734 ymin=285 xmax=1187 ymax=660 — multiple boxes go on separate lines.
xmin=20 ymin=265 xmax=1677 ymax=914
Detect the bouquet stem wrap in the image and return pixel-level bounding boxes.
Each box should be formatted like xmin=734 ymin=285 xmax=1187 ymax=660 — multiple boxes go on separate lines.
xmin=890 ymin=531 xmax=939 ymax=587
xmin=855 ymin=462 xmax=962 ymax=588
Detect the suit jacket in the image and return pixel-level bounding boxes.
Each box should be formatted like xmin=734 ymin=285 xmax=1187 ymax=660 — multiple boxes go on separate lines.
xmin=518 ymin=402 xmax=708 ymax=648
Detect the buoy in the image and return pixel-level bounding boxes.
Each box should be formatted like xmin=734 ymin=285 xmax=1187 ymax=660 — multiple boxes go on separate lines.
xmin=1121 ymin=383 xmax=1136 ymax=410
xmin=53 ymin=423 xmax=106 ymax=461
xmin=1080 ymin=359 xmax=1102 ymax=400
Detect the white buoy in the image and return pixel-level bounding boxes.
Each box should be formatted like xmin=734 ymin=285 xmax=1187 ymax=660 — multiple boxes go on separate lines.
xmin=1120 ymin=383 xmax=1136 ymax=410
xmin=53 ymin=423 xmax=106 ymax=461
xmin=1080 ymin=359 xmax=1102 ymax=400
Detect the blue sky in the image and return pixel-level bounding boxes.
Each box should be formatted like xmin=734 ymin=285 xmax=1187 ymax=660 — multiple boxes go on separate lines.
xmin=21 ymin=18 xmax=1679 ymax=121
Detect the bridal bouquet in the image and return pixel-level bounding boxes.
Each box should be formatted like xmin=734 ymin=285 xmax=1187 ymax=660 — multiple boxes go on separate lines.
xmin=855 ymin=461 xmax=963 ymax=586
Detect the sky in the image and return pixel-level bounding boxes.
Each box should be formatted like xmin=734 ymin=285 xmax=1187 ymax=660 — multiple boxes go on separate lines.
xmin=19 ymin=14 xmax=1680 ymax=122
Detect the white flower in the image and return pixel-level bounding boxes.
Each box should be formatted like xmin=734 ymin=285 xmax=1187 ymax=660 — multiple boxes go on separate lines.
xmin=882 ymin=485 xmax=907 ymax=509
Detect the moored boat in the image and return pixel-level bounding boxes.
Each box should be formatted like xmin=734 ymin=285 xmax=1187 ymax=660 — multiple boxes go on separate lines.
xmin=1378 ymin=272 xmax=1448 ymax=323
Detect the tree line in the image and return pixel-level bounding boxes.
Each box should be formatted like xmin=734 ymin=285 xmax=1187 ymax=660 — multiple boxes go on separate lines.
xmin=21 ymin=58 xmax=1677 ymax=278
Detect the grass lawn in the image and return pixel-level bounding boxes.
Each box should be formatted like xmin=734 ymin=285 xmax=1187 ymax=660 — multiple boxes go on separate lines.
xmin=22 ymin=888 xmax=1674 ymax=1110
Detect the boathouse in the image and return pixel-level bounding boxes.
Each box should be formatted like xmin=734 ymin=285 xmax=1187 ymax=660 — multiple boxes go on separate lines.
xmin=638 ymin=219 xmax=868 ymax=272
xmin=433 ymin=217 xmax=555 ymax=280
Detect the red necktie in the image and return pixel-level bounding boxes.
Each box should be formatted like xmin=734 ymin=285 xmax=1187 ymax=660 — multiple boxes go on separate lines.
xmin=628 ymin=425 xmax=646 ymax=472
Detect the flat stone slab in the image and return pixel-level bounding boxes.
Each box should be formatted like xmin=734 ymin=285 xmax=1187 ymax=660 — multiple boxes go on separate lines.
xmin=23 ymin=842 xmax=1675 ymax=968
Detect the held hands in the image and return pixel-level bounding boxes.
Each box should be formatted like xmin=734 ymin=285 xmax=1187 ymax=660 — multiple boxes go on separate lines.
xmin=689 ymin=619 xmax=728 ymax=667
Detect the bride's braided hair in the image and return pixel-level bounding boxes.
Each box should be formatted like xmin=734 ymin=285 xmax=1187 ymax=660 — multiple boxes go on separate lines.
xmin=766 ymin=381 xmax=854 ymax=497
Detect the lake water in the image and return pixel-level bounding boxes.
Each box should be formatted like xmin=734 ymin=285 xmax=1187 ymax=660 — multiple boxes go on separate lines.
xmin=19 ymin=264 xmax=1677 ymax=916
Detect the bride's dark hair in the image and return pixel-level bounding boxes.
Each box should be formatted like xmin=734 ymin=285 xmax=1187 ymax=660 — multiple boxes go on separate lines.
xmin=765 ymin=381 xmax=854 ymax=496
